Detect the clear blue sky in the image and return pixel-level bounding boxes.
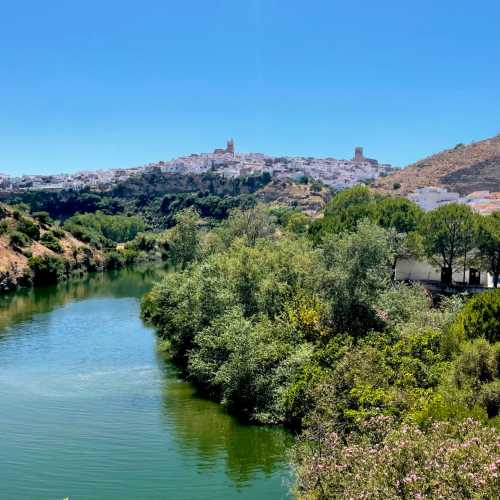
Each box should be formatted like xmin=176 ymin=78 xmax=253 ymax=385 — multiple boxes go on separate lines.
xmin=1 ymin=0 xmax=499 ymax=175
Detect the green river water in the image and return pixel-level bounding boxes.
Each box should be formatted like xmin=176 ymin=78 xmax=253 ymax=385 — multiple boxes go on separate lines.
xmin=0 ymin=267 xmax=292 ymax=499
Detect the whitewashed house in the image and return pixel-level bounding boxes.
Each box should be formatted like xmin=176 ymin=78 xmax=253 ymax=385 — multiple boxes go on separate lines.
xmin=396 ymin=258 xmax=495 ymax=289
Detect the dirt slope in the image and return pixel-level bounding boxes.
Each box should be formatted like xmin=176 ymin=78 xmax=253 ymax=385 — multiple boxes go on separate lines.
xmin=373 ymin=134 xmax=500 ymax=195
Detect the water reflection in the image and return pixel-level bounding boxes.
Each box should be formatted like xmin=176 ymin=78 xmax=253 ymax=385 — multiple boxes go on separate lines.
xmin=0 ymin=266 xmax=292 ymax=498
xmin=0 ymin=265 xmax=165 ymax=333
xmin=159 ymin=357 xmax=292 ymax=487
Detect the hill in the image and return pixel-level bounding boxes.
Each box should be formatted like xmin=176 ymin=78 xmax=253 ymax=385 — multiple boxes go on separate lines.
xmin=5 ymin=171 xmax=332 ymax=229
xmin=0 ymin=204 xmax=103 ymax=293
xmin=373 ymin=134 xmax=500 ymax=195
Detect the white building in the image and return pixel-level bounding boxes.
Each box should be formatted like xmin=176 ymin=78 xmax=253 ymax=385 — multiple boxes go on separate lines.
xmin=396 ymin=258 xmax=495 ymax=289
xmin=408 ymin=187 xmax=462 ymax=211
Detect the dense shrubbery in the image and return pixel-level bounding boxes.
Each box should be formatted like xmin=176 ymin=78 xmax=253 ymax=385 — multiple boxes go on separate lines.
xmin=16 ymin=216 xmax=40 ymax=240
xmin=31 ymin=211 xmax=52 ymax=226
xmin=7 ymin=170 xmax=271 ymax=231
xmin=294 ymin=416 xmax=500 ymax=499
xmin=449 ymin=289 xmax=500 ymax=343
xmin=28 ymin=255 xmax=65 ymax=285
xmin=143 ymin=195 xmax=500 ymax=498
xmin=40 ymin=231 xmax=64 ymax=253
xmin=9 ymin=230 xmax=30 ymax=248
xmin=64 ymin=211 xmax=144 ymax=248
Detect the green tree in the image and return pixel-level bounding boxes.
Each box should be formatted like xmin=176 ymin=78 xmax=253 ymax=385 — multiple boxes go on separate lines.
xmin=321 ymin=220 xmax=394 ymax=335
xmin=449 ymin=289 xmax=500 ymax=343
xmin=477 ymin=212 xmax=500 ymax=288
xmin=376 ymin=197 xmax=422 ymax=233
xmin=419 ymin=203 xmax=477 ymax=285
xmin=31 ymin=211 xmax=52 ymax=226
xmin=217 ymin=205 xmax=275 ymax=247
xmin=167 ymin=208 xmax=200 ymax=269
xmin=40 ymin=231 xmax=64 ymax=253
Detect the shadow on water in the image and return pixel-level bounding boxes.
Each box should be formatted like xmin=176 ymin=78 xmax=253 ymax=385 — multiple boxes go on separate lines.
xmin=158 ymin=355 xmax=292 ymax=487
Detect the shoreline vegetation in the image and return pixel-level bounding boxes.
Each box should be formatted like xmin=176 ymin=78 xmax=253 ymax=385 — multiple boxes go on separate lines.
xmin=0 ymin=203 xmax=166 ymax=294
xmin=142 ymin=188 xmax=500 ymax=498
xmin=3 ymin=184 xmax=500 ymax=497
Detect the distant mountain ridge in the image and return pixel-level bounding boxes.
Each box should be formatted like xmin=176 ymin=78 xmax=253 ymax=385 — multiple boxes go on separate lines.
xmin=373 ymin=134 xmax=500 ymax=195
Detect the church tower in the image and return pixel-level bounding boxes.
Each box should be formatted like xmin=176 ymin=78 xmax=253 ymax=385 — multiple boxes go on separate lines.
xmin=226 ymin=138 xmax=235 ymax=155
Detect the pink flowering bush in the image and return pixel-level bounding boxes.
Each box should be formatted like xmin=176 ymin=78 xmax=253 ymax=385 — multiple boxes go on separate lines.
xmin=293 ymin=416 xmax=500 ymax=499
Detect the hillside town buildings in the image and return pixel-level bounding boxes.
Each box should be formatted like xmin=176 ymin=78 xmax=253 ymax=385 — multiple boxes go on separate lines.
xmin=0 ymin=141 xmax=395 ymax=193
xmin=408 ymin=186 xmax=500 ymax=214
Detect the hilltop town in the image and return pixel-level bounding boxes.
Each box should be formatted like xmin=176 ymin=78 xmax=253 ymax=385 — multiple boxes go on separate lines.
xmin=0 ymin=139 xmax=395 ymax=193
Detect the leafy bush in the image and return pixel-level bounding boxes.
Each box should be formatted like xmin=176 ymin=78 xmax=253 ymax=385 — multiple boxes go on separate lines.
xmin=10 ymin=230 xmax=30 ymax=248
xmin=64 ymin=211 xmax=144 ymax=247
xmin=51 ymin=226 xmax=65 ymax=238
xmin=28 ymin=255 xmax=65 ymax=285
xmin=32 ymin=211 xmax=51 ymax=226
xmin=0 ymin=220 xmax=8 ymax=235
xmin=104 ymin=251 xmax=126 ymax=270
xmin=16 ymin=217 xmax=40 ymax=240
xmin=126 ymin=233 xmax=157 ymax=252
xmin=40 ymin=232 xmax=64 ymax=253
xmin=166 ymin=208 xmax=200 ymax=269
xmin=293 ymin=417 xmax=500 ymax=499
xmin=450 ymin=290 xmax=500 ymax=343
xmin=143 ymin=213 xmax=404 ymax=423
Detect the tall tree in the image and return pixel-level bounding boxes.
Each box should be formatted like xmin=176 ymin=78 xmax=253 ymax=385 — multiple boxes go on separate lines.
xmin=376 ymin=197 xmax=423 ymax=233
xmin=167 ymin=208 xmax=200 ymax=269
xmin=419 ymin=203 xmax=476 ymax=285
xmin=477 ymin=212 xmax=500 ymax=288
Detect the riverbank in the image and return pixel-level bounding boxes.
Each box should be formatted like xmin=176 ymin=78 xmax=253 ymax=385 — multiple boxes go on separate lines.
xmin=0 ymin=266 xmax=291 ymax=499
xmin=142 ymin=203 xmax=500 ymax=499
xmin=0 ymin=202 xmax=164 ymax=295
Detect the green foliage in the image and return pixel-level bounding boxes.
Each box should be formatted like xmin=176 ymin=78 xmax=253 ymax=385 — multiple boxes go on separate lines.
xmin=166 ymin=208 xmax=200 ymax=269
xmin=216 ymin=205 xmax=276 ymax=247
xmin=450 ymin=289 xmax=500 ymax=343
xmin=293 ymin=417 xmax=500 ymax=499
xmin=28 ymin=255 xmax=65 ymax=285
xmin=64 ymin=211 xmax=144 ymax=247
xmin=51 ymin=226 xmax=65 ymax=238
xmin=126 ymin=233 xmax=157 ymax=252
xmin=9 ymin=230 xmax=30 ymax=248
xmin=477 ymin=211 xmax=500 ymax=287
xmin=16 ymin=216 xmax=40 ymax=240
xmin=141 ymin=202 xmax=500 ymax=497
xmin=285 ymin=212 xmax=311 ymax=235
xmin=104 ymin=251 xmax=126 ymax=270
xmin=376 ymin=197 xmax=422 ymax=233
xmin=419 ymin=203 xmax=477 ymax=283
xmin=0 ymin=219 xmax=8 ymax=235
xmin=31 ymin=211 xmax=52 ymax=226
xmin=308 ymin=186 xmax=421 ymax=243
xmin=321 ymin=220 xmax=394 ymax=335
xmin=160 ymin=191 xmax=255 ymax=226
xmin=188 ymin=309 xmax=298 ymax=422
xmin=420 ymin=339 xmax=500 ymax=423
xmin=392 ymin=181 xmax=401 ymax=189
xmin=40 ymin=232 xmax=64 ymax=253
xmin=321 ymin=185 xmax=379 ymax=234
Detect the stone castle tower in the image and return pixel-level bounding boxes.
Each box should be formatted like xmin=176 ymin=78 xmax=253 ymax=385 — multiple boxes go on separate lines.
xmin=353 ymin=147 xmax=364 ymax=162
